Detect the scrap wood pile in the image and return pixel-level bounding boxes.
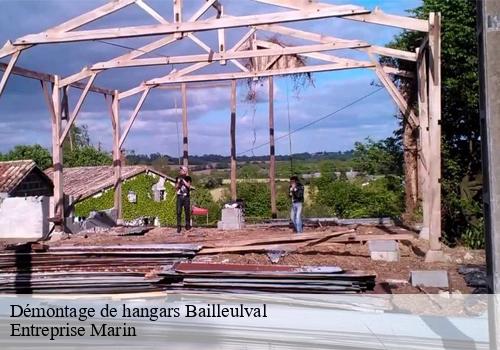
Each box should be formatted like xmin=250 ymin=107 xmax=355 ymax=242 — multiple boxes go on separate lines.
xmin=0 ymin=243 xmax=201 ymax=293
xmin=198 ymin=229 xmax=415 ymax=254
xmin=159 ymin=262 xmax=376 ymax=293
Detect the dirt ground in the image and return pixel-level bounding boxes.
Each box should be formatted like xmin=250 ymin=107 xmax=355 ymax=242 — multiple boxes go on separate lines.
xmin=43 ymin=224 xmax=485 ymax=294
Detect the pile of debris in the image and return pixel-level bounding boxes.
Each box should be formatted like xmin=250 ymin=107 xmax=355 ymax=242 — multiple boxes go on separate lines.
xmin=458 ymin=265 xmax=487 ymax=293
xmin=0 ymin=243 xmax=200 ymax=293
xmin=159 ymin=262 xmax=376 ymax=293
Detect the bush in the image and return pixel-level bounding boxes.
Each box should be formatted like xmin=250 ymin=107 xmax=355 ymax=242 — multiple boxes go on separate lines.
xmin=311 ymin=176 xmax=404 ymax=218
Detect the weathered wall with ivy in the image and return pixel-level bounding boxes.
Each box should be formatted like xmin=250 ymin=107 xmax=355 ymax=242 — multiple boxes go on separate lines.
xmin=74 ymin=174 xmax=177 ymax=225
xmin=74 ymin=173 xmax=221 ymax=226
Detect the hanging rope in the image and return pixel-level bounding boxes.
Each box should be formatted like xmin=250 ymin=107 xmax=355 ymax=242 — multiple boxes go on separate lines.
xmin=286 ymin=77 xmax=293 ymax=176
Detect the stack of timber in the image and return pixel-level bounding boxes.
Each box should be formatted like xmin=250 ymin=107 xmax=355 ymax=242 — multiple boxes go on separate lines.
xmin=198 ymin=229 xmax=415 ymax=254
xmin=159 ymin=262 xmax=376 ymax=293
xmin=0 ymin=243 xmax=201 ymax=293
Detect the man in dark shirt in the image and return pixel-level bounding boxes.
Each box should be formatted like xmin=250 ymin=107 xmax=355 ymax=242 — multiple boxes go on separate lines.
xmin=175 ymin=166 xmax=192 ymax=233
xmin=289 ymin=176 xmax=304 ymax=233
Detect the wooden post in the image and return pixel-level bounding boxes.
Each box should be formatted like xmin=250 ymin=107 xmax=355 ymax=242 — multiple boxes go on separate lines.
xmin=181 ymin=82 xmax=189 ymax=167
xmin=425 ymin=12 xmax=444 ymax=261
xmin=417 ymin=47 xmax=430 ymax=240
xmin=51 ymin=76 xmax=64 ymax=232
xmin=269 ymin=76 xmax=277 ymax=218
xmin=230 ymin=79 xmax=237 ymax=201
xmin=0 ymin=51 xmax=20 ymax=99
xmin=112 ymin=90 xmax=123 ymax=223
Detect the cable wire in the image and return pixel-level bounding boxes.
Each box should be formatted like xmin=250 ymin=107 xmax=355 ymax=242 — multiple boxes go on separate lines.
xmin=237 ymin=87 xmax=384 ymax=156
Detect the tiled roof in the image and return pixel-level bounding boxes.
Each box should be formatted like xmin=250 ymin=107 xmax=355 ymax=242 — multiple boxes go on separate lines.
xmin=0 ymin=160 xmax=38 ymax=193
xmin=44 ymin=165 xmax=174 ymax=201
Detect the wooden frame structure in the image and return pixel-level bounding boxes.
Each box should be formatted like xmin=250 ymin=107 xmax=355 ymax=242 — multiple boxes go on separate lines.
xmin=0 ymin=0 xmax=443 ymax=261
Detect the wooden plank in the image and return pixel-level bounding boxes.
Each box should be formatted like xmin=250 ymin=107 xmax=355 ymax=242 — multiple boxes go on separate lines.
xmin=427 ymin=12 xmax=442 ymax=253
xmin=181 ymin=83 xmax=188 ymax=167
xmin=0 ymin=62 xmax=112 ymax=94
xmin=230 ymin=79 xmax=237 ymax=201
xmin=50 ymin=77 xmax=64 ymax=231
xmin=417 ymin=47 xmax=430 ymax=239
xmin=269 ymin=76 xmax=277 ymax=218
xmin=0 ymin=50 xmax=20 ymax=98
xmin=173 ymin=0 xmax=182 ymax=39
xmin=256 ymin=24 xmax=416 ymax=61
xmin=135 ymin=0 xmax=167 ymax=24
xmin=112 ymin=91 xmax=122 ymax=222
xmin=148 ymin=61 xmax=373 ymax=85
xmin=59 ymin=73 xmax=97 ymax=143
xmin=59 ymin=0 xmax=221 ymax=87
xmin=253 ymin=0 xmax=427 ymax=31
xmin=14 ymin=6 xmax=370 ymax=44
xmin=119 ymin=87 xmax=150 ymax=148
xmin=118 ymin=29 xmax=256 ymax=99
xmin=91 ymin=42 xmax=354 ymax=69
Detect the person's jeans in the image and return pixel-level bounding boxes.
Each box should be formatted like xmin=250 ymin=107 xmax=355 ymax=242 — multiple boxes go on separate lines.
xmin=176 ymin=195 xmax=191 ymax=231
xmin=290 ymin=202 xmax=303 ymax=233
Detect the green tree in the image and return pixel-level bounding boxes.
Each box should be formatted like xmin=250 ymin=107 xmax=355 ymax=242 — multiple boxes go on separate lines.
xmin=62 ymin=124 xmax=112 ymax=167
xmin=352 ymin=137 xmax=403 ymax=175
xmin=2 ymin=144 xmax=52 ymax=169
xmin=385 ymin=0 xmax=481 ymax=246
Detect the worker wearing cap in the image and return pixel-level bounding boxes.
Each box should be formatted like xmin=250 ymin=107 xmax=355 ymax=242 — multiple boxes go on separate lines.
xmin=175 ymin=166 xmax=192 ymax=233
xmin=289 ymin=176 xmax=304 ymax=233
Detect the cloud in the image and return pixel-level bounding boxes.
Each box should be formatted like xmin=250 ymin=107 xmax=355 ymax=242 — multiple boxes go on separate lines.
xmin=0 ymin=0 xmax=417 ymax=155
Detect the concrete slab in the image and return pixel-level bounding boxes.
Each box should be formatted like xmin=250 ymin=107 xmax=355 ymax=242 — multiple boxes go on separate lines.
xmin=371 ymin=251 xmax=400 ymax=262
xmin=0 ymin=196 xmax=49 ymax=239
xmin=425 ymin=249 xmax=450 ymax=263
xmin=368 ymin=240 xmax=398 ymax=252
xmin=410 ymin=270 xmax=449 ymax=288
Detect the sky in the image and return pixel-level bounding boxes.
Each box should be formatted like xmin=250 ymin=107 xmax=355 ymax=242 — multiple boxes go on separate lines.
xmin=0 ymin=0 xmax=421 ymax=157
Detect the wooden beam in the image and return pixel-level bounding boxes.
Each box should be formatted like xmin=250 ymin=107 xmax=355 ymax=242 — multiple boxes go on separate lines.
xmin=217 ymin=5 xmax=226 ymax=65
xmin=14 ymin=6 xmax=370 ymax=44
xmin=0 ymin=50 xmax=20 ymax=98
xmin=91 ymin=42 xmax=356 ymax=69
xmin=112 ymin=90 xmax=123 ymax=223
xmin=118 ymin=29 xmax=257 ymax=99
xmin=181 ymin=83 xmax=189 ymax=167
xmin=230 ymin=79 xmax=237 ymax=201
xmin=119 ymin=87 xmax=150 ymax=148
xmin=59 ymin=74 xmax=97 ymax=143
xmin=49 ymin=76 xmax=64 ymax=232
xmin=0 ymin=62 xmax=113 ymax=95
xmin=135 ymin=0 xmax=166 ymax=24
xmin=426 ymin=12 xmax=443 ymax=259
xmin=269 ymin=76 xmax=277 ymax=218
xmin=148 ymin=61 xmax=373 ymax=85
xmin=417 ymin=47 xmax=430 ymax=240
xmin=59 ymin=1 xmax=216 ymax=87
xmin=253 ymin=1 xmax=428 ymax=32
xmin=173 ymin=0 xmax=183 ymax=39
xmin=370 ymin=54 xmax=418 ymax=127
xmin=256 ymin=24 xmax=417 ymax=61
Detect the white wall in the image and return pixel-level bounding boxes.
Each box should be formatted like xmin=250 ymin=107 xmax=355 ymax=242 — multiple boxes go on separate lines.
xmin=0 ymin=196 xmax=49 ymax=239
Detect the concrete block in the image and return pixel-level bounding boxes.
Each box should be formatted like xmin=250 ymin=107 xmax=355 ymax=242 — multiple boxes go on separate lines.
xmin=368 ymin=240 xmax=398 ymax=252
xmin=371 ymin=251 xmax=400 ymax=262
xmin=0 ymin=196 xmax=50 ymax=239
xmin=410 ymin=270 xmax=449 ymax=288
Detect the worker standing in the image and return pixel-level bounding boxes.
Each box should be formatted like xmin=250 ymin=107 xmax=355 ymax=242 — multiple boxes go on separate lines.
xmin=289 ymin=176 xmax=304 ymax=233
xmin=175 ymin=166 xmax=192 ymax=233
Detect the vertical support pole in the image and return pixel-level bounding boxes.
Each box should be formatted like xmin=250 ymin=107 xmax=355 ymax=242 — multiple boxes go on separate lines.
xmin=112 ymin=90 xmax=123 ymax=224
xmin=425 ymin=12 xmax=445 ymax=262
xmin=181 ymin=82 xmax=189 ymax=167
xmin=417 ymin=47 xmax=430 ymax=240
xmin=478 ymin=2 xmax=500 ymax=347
xmin=218 ymin=5 xmax=226 ymax=65
xmin=230 ymin=79 xmax=237 ymax=201
xmin=51 ymin=76 xmax=64 ymax=232
xmin=269 ymin=76 xmax=277 ymax=218
xmin=173 ymin=0 xmax=182 ymax=39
